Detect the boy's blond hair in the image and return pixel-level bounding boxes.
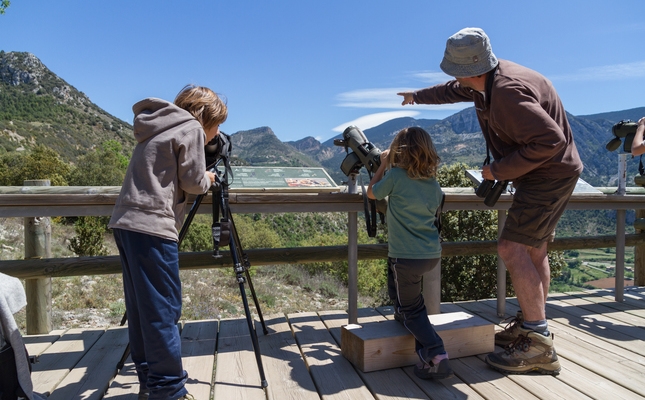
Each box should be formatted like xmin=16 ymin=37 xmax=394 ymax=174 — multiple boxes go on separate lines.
xmin=388 ymin=127 xmax=440 ymax=179
xmin=174 ymin=85 xmax=228 ymax=130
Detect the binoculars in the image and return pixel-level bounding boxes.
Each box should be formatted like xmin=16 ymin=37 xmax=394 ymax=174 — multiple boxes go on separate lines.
xmin=475 ymin=179 xmax=509 ymax=207
xmin=334 ymin=126 xmax=382 ymax=176
xmin=606 ymin=120 xmax=638 ymax=153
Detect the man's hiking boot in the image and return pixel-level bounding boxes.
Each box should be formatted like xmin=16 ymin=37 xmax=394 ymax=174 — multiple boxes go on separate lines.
xmin=485 ymin=327 xmax=561 ymax=375
xmin=413 ymin=352 xmax=454 ymax=380
xmin=495 ymin=310 xmax=523 ymax=347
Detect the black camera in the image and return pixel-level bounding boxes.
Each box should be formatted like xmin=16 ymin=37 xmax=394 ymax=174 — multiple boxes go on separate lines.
xmin=606 ymin=120 xmax=638 ymax=153
xmin=334 ymin=126 xmax=382 ymax=176
xmin=476 ymin=179 xmax=509 ymax=207
xmin=205 ymin=132 xmax=232 ymax=168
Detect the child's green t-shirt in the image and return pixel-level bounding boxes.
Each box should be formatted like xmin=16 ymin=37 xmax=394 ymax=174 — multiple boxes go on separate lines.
xmin=371 ymin=167 xmax=443 ymax=259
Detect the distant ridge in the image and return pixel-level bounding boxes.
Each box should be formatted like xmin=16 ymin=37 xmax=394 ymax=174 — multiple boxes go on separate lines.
xmin=1 ymin=50 xmax=643 ymax=187
xmin=577 ymin=107 xmax=645 ymax=124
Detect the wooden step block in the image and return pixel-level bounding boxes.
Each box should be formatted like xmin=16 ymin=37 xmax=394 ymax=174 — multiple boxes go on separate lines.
xmin=341 ymin=311 xmax=494 ymax=372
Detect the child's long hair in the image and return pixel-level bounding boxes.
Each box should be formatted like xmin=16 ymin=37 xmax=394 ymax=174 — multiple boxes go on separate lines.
xmin=388 ymin=127 xmax=440 ymax=179
xmin=174 ymin=85 xmax=228 ymax=130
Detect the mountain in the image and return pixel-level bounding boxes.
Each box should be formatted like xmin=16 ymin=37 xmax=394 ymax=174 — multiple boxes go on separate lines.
xmin=308 ymin=106 xmax=645 ymax=187
xmin=228 ymin=126 xmax=322 ymax=167
xmin=0 ymin=51 xmax=136 ymax=161
xmin=2 ymin=50 xmax=644 ymax=188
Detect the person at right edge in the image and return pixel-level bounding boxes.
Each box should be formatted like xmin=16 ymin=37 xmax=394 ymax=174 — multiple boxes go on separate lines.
xmin=398 ymin=27 xmax=583 ymax=375
xmin=630 ymin=117 xmax=645 ymax=156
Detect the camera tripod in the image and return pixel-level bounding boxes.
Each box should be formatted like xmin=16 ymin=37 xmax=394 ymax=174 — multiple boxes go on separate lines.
xmin=118 ymin=158 xmax=269 ymax=388
xmin=181 ymin=160 xmax=269 ymax=387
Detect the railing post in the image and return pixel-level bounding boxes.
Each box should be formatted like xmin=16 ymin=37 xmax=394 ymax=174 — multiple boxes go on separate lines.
xmin=615 ymin=210 xmax=626 ymax=302
xmin=615 ymin=154 xmax=627 ymax=302
xmin=24 ymin=179 xmax=52 ymax=334
xmin=635 ymin=209 xmax=645 ymax=286
xmin=497 ymin=210 xmax=507 ymax=317
xmin=347 ymin=175 xmax=358 ymax=325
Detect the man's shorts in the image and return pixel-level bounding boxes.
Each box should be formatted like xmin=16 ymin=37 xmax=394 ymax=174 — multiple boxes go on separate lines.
xmin=500 ymin=175 xmax=579 ymax=248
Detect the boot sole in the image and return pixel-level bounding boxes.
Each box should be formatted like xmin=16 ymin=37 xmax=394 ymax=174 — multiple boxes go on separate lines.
xmin=485 ymin=357 xmax=561 ymax=376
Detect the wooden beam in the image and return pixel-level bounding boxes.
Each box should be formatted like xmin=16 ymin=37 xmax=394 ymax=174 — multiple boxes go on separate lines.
xmin=2 ymin=234 xmax=644 ymax=279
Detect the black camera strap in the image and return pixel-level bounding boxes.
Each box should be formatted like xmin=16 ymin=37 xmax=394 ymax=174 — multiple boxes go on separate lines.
xmin=639 ymin=155 xmax=644 ymax=176
xmin=359 ymin=175 xmax=378 ymax=237
xmin=211 ymin=154 xmax=234 ymax=253
xmin=434 ymin=192 xmax=446 ymax=241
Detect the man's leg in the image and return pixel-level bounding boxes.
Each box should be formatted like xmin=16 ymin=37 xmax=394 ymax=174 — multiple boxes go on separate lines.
xmin=497 ymin=239 xmax=548 ymax=322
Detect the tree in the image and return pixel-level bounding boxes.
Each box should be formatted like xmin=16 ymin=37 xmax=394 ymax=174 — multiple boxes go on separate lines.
xmin=0 ymin=145 xmax=71 ymax=185
xmin=66 ymin=140 xmax=130 ymax=256
xmin=67 ymin=216 xmax=109 ymax=256
xmin=436 ymin=162 xmax=566 ymax=301
xmin=0 ymin=1 xmax=10 ymax=15
xmin=68 ymin=140 xmax=128 ymax=186
xmin=436 ymin=163 xmax=503 ymax=301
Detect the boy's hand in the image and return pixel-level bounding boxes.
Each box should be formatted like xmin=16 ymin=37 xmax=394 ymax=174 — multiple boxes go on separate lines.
xmin=206 ymin=171 xmax=216 ymax=185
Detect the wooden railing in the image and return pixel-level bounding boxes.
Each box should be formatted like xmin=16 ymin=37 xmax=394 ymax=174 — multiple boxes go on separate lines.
xmin=1 ymin=184 xmax=644 ymax=333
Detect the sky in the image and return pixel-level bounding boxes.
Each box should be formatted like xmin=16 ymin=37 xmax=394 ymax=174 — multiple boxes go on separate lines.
xmin=1 ymin=1 xmax=644 ymax=143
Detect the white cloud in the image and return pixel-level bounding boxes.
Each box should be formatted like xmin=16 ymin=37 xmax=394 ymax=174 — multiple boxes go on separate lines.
xmin=336 ymin=87 xmax=466 ymax=111
xmin=551 ymin=61 xmax=645 ymax=82
xmin=336 ymin=88 xmax=408 ymax=108
xmin=332 ymin=111 xmax=421 ymax=132
xmin=411 ymin=71 xmax=452 ymax=83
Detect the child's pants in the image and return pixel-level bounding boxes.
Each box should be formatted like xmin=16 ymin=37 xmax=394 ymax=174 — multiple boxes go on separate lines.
xmin=388 ymin=257 xmax=446 ymax=362
xmin=114 ymin=228 xmax=188 ymax=400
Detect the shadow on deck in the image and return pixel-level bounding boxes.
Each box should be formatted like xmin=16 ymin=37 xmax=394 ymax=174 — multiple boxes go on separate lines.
xmin=23 ymin=287 xmax=645 ymax=400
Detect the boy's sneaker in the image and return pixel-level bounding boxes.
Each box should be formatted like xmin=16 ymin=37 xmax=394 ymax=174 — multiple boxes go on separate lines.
xmin=495 ymin=310 xmax=523 ymax=347
xmin=176 ymin=395 xmax=195 ymax=400
xmin=413 ymin=358 xmax=454 ymax=380
xmin=137 ymin=389 xmax=149 ymax=399
xmin=485 ymin=327 xmax=561 ymax=375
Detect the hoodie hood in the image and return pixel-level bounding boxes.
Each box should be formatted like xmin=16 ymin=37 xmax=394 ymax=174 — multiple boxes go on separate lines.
xmin=132 ymin=98 xmax=196 ymax=143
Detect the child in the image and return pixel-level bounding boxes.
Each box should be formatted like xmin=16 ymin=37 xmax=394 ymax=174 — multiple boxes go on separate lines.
xmin=367 ymin=126 xmax=453 ymax=380
xmin=108 ymin=85 xmax=227 ymax=400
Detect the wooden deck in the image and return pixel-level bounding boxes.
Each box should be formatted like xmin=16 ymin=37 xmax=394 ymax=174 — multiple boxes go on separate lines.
xmin=22 ymin=287 xmax=645 ymax=400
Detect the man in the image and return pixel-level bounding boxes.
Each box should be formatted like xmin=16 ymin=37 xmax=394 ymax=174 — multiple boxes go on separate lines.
xmin=398 ymin=27 xmax=583 ymax=375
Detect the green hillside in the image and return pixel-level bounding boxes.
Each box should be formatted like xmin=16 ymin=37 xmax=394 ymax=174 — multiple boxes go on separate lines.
xmin=0 ymin=51 xmax=135 ymax=161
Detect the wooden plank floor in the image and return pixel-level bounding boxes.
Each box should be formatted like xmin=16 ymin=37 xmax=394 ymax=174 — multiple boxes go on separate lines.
xmin=22 ymin=287 xmax=645 ymax=400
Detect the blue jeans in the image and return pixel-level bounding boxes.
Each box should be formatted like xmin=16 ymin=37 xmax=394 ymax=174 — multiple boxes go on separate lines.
xmin=388 ymin=257 xmax=446 ymax=362
xmin=113 ymin=228 xmax=188 ymax=400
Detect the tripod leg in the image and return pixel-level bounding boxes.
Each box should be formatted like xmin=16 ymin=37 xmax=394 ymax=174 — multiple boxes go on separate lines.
xmin=237 ymin=279 xmax=269 ymax=388
xmin=227 ymin=213 xmax=268 ymax=334
xmin=243 ymin=265 xmax=269 ymax=335
xmin=232 ymin=258 xmax=269 ymax=387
